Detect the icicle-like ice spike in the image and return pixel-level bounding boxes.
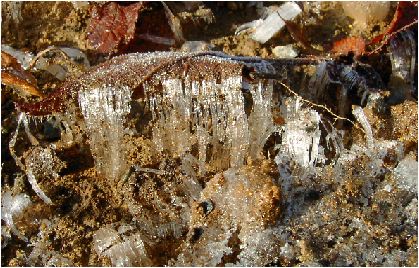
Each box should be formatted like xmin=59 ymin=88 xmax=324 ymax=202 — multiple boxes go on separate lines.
xmin=248 ymin=80 xmax=278 ymax=159
xmin=278 ymin=97 xmax=323 ymax=168
xmin=78 ymin=85 xmax=131 ymax=181
xmin=13 ymin=52 xmax=324 ymax=175
xmin=15 ymin=51 xmax=323 ymax=117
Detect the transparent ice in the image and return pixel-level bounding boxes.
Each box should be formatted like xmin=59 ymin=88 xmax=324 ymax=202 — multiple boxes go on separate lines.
xmin=276 ymin=97 xmax=323 ymax=168
xmin=146 ymin=76 xmax=275 ymax=171
xmin=93 ymin=225 xmax=151 ymax=267
xmin=78 ymin=85 xmax=131 ymax=180
xmin=1 ymin=191 xmax=31 ymax=242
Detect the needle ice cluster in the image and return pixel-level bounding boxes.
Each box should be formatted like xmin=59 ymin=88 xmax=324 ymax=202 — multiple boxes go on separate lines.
xmin=78 ymin=85 xmax=131 ymax=180
xmin=93 ymin=224 xmax=151 ymax=266
xmin=276 ymin=97 xmax=323 ymax=168
xmin=146 ymin=77 xmax=275 ymax=170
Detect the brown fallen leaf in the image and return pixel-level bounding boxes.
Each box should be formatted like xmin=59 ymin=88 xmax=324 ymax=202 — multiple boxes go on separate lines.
xmin=1 ymin=51 xmax=44 ymax=98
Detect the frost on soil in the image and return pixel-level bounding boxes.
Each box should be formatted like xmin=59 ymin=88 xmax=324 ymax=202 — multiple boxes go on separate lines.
xmin=1 ymin=51 xmax=417 ymax=266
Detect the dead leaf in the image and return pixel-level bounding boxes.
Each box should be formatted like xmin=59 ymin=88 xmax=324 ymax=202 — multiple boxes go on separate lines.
xmin=87 ymin=2 xmax=184 ymax=54
xmin=1 ymin=51 xmax=44 ymax=98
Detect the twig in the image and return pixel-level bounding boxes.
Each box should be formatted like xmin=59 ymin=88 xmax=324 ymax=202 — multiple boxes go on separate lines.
xmin=367 ymin=20 xmax=418 ymax=56
xmin=278 ymin=81 xmax=366 ymax=135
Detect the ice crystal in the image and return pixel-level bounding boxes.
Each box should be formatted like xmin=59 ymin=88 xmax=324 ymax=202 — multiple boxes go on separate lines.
xmin=174 ymin=165 xmax=281 ymax=266
xmin=175 ymin=228 xmax=234 ymax=267
xmin=394 ymin=156 xmax=418 ymax=192
xmin=235 ymin=227 xmax=281 ymax=266
xmin=342 ymin=2 xmax=390 ymax=28
xmin=276 ymin=97 xmax=323 ymax=168
xmin=4 ymin=50 xmax=417 ymax=266
xmin=308 ymin=61 xmax=329 ymax=100
xmin=146 ymin=76 xmax=275 ymax=171
xmin=1 ymin=191 xmax=31 ymax=242
xmin=78 ymin=85 xmax=131 ymax=180
xmin=180 ymin=154 xmax=204 ymax=199
xmin=9 ymin=113 xmax=53 ymax=204
xmin=236 ymin=2 xmax=302 ymax=44
xmin=27 ymin=219 xmax=74 ymax=267
xmin=389 ymin=30 xmax=417 ymax=92
xmin=352 ymin=105 xmax=374 ymax=149
xmin=24 ymin=147 xmax=65 ymax=204
xmin=248 ymin=80 xmax=276 ymax=159
xmin=93 ymin=225 xmax=151 ymax=267
xmin=1 ymin=44 xmax=34 ymax=69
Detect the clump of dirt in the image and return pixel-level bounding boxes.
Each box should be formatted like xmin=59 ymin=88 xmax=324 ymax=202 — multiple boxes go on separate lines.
xmin=211 ymin=34 xmax=271 ymax=57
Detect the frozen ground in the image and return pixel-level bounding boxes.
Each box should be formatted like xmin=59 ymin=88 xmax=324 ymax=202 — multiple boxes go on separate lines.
xmin=1 ymin=2 xmax=417 ymax=266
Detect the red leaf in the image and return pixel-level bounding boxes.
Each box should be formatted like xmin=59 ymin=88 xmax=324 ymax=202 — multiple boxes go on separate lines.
xmin=87 ymin=2 xmax=145 ymax=54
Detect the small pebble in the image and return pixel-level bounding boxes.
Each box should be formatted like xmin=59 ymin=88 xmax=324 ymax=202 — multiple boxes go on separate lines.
xmin=272 ymin=45 xmax=298 ymax=58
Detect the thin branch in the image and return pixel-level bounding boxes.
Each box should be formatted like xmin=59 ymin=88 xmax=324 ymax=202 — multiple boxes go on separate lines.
xmin=278 ymin=81 xmax=366 ymax=135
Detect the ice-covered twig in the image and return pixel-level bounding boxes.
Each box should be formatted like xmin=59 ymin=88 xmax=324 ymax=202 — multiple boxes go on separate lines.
xmin=278 ymin=81 xmax=361 ymax=130
xmin=26 ymin=169 xmax=53 ymax=204
xmin=352 ymin=106 xmax=374 ymax=149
